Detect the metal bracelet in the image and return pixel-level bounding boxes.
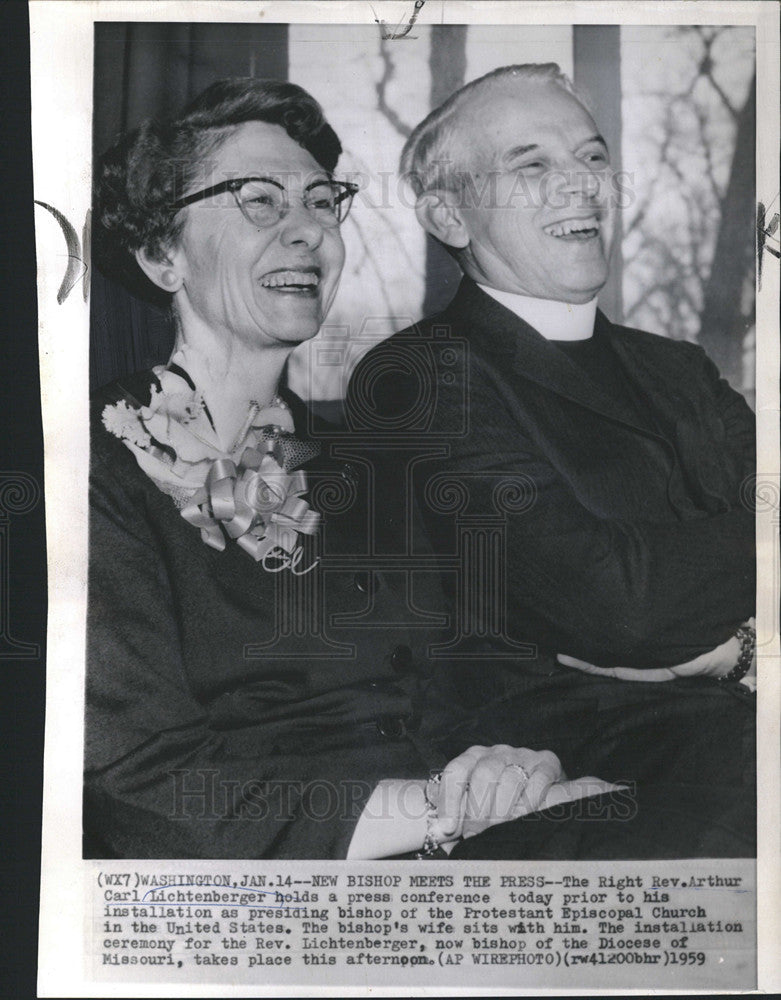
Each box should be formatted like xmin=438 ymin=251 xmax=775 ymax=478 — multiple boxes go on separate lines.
xmin=423 ymin=770 xmax=442 ymax=810
xmin=416 ymin=771 xmax=445 ymax=859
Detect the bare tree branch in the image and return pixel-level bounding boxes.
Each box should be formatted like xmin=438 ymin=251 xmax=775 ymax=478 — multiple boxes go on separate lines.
xmin=341 ymin=146 xmax=421 ymax=272
xmin=623 ymin=104 xmax=678 ymax=238
xmin=375 ymin=39 xmax=414 ymax=139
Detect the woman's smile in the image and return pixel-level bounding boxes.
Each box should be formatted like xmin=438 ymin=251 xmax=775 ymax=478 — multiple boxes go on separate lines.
xmin=258 ymin=266 xmax=321 ymax=295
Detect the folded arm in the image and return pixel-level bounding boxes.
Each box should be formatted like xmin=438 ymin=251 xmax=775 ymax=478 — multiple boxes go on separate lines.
xmin=348 ymin=343 xmax=755 ymax=671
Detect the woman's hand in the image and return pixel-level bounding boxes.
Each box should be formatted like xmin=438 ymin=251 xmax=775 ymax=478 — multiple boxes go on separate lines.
xmin=557 ymin=619 xmax=756 ymax=684
xmin=432 ymin=745 xmax=563 ymax=840
xmin=431 ymin=745 xmax=622 ymax=841
xmin=346 ymin=746 xmax=624 ymax=858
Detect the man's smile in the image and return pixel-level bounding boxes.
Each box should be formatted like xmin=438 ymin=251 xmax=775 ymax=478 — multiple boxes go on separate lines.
xmin=542 ymin=215 xmax=601 ymax=240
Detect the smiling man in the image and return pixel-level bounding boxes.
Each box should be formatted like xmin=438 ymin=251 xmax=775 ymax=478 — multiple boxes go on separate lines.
xmin=346 ymin=64 xmax=756 ymax=857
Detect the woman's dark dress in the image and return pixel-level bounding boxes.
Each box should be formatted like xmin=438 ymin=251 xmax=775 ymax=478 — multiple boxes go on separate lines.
xmin=86 ymin=371 xmax=451 ymax=859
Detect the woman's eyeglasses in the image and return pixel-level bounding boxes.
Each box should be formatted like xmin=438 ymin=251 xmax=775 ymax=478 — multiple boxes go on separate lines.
xmin=170 ymin=176 xmax=359 ymax=228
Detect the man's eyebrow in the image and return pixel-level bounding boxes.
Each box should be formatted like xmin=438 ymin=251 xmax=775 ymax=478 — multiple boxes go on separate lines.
xmin=502 ymin=134 xmax=609 ymax=163
xmin=581 ymin=133 xmax=608 ymax=149
xmin=503 ymin=143 xmax=540 ymax=162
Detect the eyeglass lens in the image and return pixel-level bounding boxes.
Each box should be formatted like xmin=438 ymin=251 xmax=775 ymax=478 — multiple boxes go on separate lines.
xmin=237 ymin=179 xmax=352 ymax=227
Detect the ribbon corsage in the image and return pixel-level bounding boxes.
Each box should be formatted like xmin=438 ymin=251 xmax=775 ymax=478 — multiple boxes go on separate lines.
xmin=180 ymin=430 xmax=320 ymax=565
xmin=101 ymin=359 xmax=321 ymax=571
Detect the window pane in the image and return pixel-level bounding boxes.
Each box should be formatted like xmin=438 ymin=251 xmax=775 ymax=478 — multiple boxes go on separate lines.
xmin=288 ymin=24 xmax=431 ymax=401
xmin=620 ymin=25 xmax=756 ymax=400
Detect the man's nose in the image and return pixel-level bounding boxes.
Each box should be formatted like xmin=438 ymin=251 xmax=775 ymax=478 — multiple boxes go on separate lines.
xmin=543 ymin=162 xmax=604 ymax=211
xmin=578 ymin=169 xmax=603 ymax=199
xmin=278 ymin=200 xmax=325 ymax=249
xmin=558 ymin=160 xmax=603 ymax=199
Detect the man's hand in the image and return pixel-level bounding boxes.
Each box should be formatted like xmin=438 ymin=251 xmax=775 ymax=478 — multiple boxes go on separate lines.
xmin=558 ymin=619 xmax=756 ymax=684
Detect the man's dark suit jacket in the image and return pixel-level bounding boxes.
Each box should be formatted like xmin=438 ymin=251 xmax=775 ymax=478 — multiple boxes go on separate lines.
xmin=344 ymin=278 xmax=756 ymax=859
xmin=346 ymin=277 xmax=755 ymax=673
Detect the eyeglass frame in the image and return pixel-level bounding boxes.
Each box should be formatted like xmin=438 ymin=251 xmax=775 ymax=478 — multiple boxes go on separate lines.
xmin=169 ymin=175 xmax=360 ymax=228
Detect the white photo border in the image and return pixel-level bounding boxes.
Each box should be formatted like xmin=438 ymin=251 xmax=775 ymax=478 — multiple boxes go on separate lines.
xmin=32 ymin=2 xmax=779 ymax=996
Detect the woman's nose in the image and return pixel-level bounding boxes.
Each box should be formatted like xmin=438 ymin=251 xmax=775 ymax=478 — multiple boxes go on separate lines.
xmin=278 ymin=201 xmax=325 ymax=249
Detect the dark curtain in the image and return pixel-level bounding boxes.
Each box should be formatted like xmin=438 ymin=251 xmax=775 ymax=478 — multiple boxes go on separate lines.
xmin=422 ymin=25 xmax=467 ymax=317
xmin=90 ymin=23 xmax=288 ymax=390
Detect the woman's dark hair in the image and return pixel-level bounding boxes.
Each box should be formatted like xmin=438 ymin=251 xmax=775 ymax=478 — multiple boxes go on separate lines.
xmin=94 ymin=78 xmax=343 ymax=303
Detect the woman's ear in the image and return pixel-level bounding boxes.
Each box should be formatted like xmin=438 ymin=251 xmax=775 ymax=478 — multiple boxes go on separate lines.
xmin=414 ymin=191 xmax=470 ymax=250
xmin=135 ymin=247 xmax=183 ymax=293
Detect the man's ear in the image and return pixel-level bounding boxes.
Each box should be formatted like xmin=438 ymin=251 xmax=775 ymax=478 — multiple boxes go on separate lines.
xmin=414 ymin=191 xmax=470 ymax=250
xmin=135 ymin=247 xmax=184 ymax=293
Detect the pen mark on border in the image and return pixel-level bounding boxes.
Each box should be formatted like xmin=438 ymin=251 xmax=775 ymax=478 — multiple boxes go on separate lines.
xmin=372 ymin=0 xmax=425 ymax=40
xmin=34 ymin=200 xmax=88 ymax=303
xmin=757 ymin=196 xmax=780 ymax=290
xmin=140 ymin=882 xmax=306 ymax=911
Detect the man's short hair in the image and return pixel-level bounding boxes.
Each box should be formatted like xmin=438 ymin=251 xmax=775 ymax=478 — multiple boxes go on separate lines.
xmin=400 ymin=63 xmax=588 ymax=198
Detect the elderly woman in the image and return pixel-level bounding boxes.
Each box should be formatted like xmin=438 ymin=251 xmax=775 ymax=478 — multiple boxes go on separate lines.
xmin=87 ymin=78 xmax=614 ymax=861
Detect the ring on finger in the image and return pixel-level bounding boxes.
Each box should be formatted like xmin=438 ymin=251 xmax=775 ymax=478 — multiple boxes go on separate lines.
xmin=505 ymin=763 xmax=530 ymax=781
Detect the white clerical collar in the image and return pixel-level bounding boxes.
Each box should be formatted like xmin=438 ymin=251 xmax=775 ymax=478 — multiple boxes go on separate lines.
xmin=477 ymin=283 xmax=597 ymax=341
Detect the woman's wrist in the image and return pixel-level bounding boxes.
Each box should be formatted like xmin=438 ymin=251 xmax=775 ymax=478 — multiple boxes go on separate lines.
xmin=415 ymin=771 xmax=460 ymax=858
xmin=346 ymin=779 xmax=432 ymax=860
xmin=346 ymin=776 xmax=464 ymax=860
xmin=717 ymin=623 xmax=755 ymax=683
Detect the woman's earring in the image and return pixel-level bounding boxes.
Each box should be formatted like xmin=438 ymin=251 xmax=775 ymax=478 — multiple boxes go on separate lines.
xmin=161 ymin=269 xmax=180 ymax=289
